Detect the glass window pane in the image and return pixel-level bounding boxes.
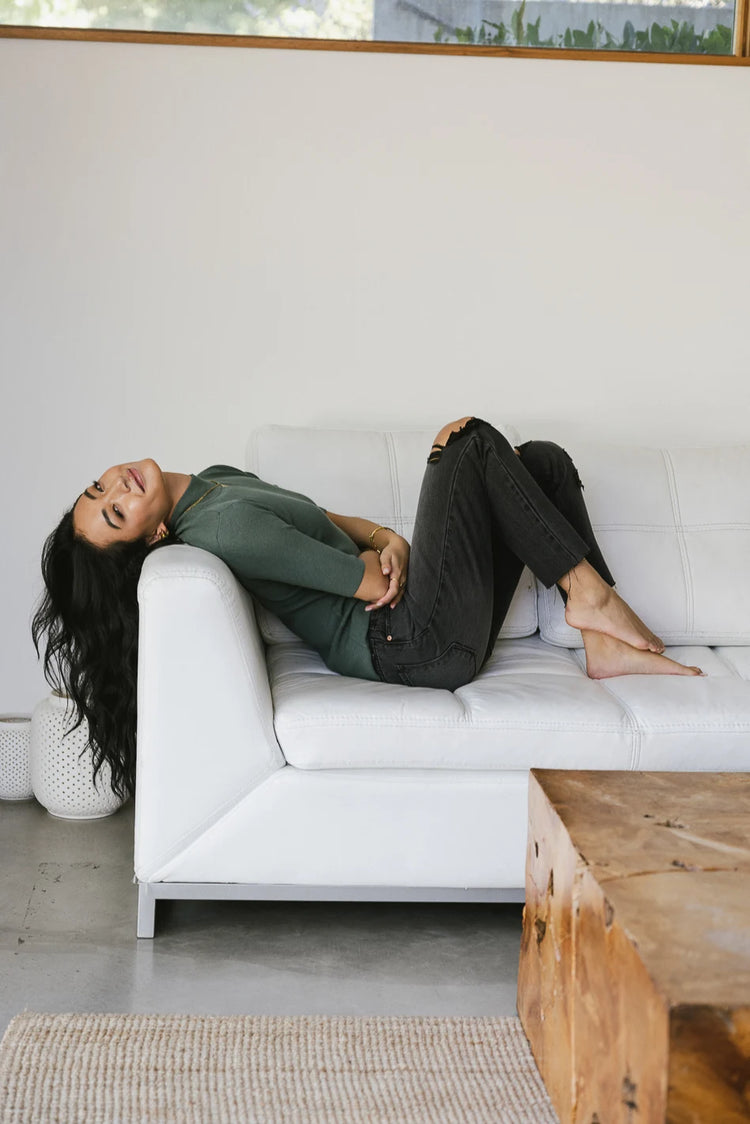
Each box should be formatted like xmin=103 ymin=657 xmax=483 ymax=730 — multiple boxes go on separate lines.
xmin=0 ymin=0 xmax=736 ymax=53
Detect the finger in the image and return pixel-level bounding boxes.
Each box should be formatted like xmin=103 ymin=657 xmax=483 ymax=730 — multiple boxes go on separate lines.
xmin=390 ymin=577 xmax=407 ymax=607
xmin=384 ymin=575 xmax=399 ymax=604
xmin=365 ymin=575 xmax=400 ymax=611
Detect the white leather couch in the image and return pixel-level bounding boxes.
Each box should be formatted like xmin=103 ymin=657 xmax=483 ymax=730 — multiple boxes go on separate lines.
xmin=133 ymin=425 xmax=750 ymax=937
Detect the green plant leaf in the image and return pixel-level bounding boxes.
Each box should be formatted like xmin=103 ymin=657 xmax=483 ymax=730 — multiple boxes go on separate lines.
xmin=434 ymin=9 xmax=732 ymax=55
xmin=650 ymin=22 xmax=667 ymax=50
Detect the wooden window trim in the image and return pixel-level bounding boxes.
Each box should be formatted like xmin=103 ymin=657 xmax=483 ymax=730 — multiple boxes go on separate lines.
xmin=736 ymin=0 xmax=750 ymax=54
xmin=1 ymin=21 xmax=749 ymax=63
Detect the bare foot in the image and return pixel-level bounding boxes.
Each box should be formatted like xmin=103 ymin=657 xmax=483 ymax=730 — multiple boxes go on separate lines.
xmin=582 ymin=631 xmax=702 ymax=679
xmin=562 ymin=562 xmax=664 ymax=653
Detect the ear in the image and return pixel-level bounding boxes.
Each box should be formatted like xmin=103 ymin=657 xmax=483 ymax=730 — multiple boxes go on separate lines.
xmin=146 ymin=522 xmax=169 ymax=547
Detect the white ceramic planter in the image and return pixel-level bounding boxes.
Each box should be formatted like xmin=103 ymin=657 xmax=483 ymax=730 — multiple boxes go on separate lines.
xmin=30 ymin=692 xmax=124 ymax=820
xmin=0 ymin=715 xmax=33 ymax=800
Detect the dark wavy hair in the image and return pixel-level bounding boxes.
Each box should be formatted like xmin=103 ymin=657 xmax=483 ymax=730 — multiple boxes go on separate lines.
xmin=31 ymin=508 xmax=169 ymax=799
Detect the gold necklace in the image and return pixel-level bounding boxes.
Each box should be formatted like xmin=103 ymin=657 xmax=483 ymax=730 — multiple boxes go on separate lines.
xmin=180 ymin=480 xmax=226 ymax=518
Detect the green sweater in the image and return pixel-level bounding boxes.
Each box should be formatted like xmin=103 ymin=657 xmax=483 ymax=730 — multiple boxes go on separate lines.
xmin=168 ymin=466 xmax=378 ymax=681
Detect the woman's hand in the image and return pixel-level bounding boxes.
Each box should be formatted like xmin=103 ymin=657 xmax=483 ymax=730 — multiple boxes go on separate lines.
xmin=365 ymin=531 xmax=410 ymax=611
xmin=325 ymin=512 xmax=411 ymax=611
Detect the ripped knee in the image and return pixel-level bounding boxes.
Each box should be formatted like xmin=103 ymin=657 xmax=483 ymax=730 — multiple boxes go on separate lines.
xmin=427 ymin=416 xmax=476 ymax=464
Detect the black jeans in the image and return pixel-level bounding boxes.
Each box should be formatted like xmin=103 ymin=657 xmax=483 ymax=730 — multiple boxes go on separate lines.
xmin=367 ymin=418 xmax=615 ymax=690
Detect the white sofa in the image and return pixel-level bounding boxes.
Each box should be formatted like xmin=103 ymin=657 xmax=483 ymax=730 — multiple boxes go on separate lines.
xmin=133 ymin=425 xmax=750 ymax=937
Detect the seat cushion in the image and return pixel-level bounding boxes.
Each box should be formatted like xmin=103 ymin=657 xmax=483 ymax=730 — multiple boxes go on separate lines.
xmin=269 ymin=636 xmax=750 ymax=774
xmin=537 ymin=443 xmax=750 ymax=648
xmin=595 ymin=645 xmax=750 ymax=770
xmin=270 ymin=636 xmax=636 ymax=772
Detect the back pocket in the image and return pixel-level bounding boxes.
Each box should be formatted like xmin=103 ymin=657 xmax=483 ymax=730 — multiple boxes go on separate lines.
xmin=396 ymin=643 xmax=476 ymax=691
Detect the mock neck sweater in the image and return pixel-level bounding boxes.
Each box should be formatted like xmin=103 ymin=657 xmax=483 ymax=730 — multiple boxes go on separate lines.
xmin=168 ymin=465 xmax=377 ymax=681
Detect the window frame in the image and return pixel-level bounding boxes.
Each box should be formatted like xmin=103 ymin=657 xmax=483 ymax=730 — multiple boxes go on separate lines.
xmin=1 ymin=10 xmax=748 ymax=63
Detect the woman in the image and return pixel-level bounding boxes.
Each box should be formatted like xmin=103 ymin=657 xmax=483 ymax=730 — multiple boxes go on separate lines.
xmin=32 ymin=417 xmax=701 ymax=800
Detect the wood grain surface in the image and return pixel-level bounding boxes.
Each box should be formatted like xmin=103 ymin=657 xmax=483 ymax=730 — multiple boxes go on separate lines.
xmin=518 ymin=769 xmax=750 ymax=1124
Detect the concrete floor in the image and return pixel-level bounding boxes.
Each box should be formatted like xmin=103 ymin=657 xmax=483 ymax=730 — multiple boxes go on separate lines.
xmin=0 ymin=798 xmax=524 ymax=1038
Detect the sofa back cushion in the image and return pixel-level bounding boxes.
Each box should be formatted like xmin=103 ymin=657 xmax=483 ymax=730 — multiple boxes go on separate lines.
xmin=537 ymin=443 xmax=750 ymax=647
xmin=247 ymin=423 xmax=538 ymax=644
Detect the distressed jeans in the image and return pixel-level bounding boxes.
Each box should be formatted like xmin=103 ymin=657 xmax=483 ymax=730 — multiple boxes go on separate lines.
xmin=367 ymin=418 xmax=615 ymax=690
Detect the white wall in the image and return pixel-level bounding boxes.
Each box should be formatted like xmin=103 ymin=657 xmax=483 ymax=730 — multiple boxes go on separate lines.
xmin=1 ymin=37 xmax=748 ymax=712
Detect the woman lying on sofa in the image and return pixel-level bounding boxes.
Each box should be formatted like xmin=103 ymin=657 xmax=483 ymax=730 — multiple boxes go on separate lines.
xmin=33 ymin=417 xmax=701 ymax=799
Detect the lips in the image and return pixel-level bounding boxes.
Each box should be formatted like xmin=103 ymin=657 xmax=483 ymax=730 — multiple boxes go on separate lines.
xmin=129 ymin=467 xmax=146 ymax=493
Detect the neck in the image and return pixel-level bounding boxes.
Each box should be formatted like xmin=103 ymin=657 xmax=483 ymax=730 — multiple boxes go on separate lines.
xmin=164 ymin=472 xmax=191 ymax=523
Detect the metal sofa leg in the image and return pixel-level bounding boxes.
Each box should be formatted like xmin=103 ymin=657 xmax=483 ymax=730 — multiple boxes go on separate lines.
xmin=136 ymin=883 xmax=156 ymax=939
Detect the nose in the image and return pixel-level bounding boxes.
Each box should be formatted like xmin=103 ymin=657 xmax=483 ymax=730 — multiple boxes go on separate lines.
xmin=103 ymin=473 xmax=130 ymax=499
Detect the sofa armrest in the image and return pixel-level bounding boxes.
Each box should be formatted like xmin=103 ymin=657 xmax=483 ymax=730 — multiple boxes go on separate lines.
xmin=134 ymin=544 xmax=285 ymax=881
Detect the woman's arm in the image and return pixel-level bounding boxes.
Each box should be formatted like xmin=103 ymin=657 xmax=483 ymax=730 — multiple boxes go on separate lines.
xmin=323 ymin=512 xmax=388 ymax=550
xmin=325 ymin=511 xmax=410 ymax=609
xmin=355 ymin=549 xmax=393 ymax=605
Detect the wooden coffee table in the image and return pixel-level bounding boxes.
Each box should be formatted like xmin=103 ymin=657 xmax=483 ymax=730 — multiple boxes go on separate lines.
xmin=517 ymin=769 xmax=750 ymax=1124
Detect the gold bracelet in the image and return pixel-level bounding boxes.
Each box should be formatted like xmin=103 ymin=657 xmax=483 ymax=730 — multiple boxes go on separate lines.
xmin=368 ymin=525 xmax=394 ymax=554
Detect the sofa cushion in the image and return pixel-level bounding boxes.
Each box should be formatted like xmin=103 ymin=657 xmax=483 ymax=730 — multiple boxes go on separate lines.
xmin=592 ymin=645 xmax=750 ymax=770
xmin=537 ymin=444 xmax=750 ymax=648
xmin=247 ymin=423 xmax=538 ymax=642
xmin=269 ymin=635 xmax=637 ymax=772
xmin=269 ymin=636 xmax=750 ymax=774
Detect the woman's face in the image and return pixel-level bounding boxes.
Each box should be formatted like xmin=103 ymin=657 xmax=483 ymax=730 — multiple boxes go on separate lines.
xmin=72 ymin=459 xmax=171 ymax=548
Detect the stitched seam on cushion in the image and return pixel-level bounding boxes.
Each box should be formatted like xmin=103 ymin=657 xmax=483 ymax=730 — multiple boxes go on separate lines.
xmin=282 ymin=759 xmax=640 ymax=769
xmin=539 ymin=584 xmax=579 ymax=645
xmin=278 ymin=739 xmax=750 ymax=769
xmin=662 ymin=449 xmax=694 ymax=635
xmin=384 ymin=431 xmax=401 ymax=525
xmin=585 ymin=523 xmax=750 ymax=531
xmin=516 ymin=631 xmax=746 ymax=641
xmin=594 ymin=681 xmax=641 ymax=769
xmin=539 ymin=585 xmax=573 ymax=644
xmin=622 ymin=631 xmax=747 ymax=638
xmin=385 ymin=430 xmax=403 ymax=529
xmin=538 ymin=584 xmax=551 ymax=637
xmin=519 ymin=632 xmax=747 ymax=642
xmin=297 ymin=769 xmax=531 ymax=781
xmin=709 ymin=648 xmax=744 ymax=678
xmin=275 ymin=717 xmax=629 ymax=730
xmin=139 ymin=566 xmax=241 ymax=593
xmin=609 ymin=722 xmax=750 ymax=731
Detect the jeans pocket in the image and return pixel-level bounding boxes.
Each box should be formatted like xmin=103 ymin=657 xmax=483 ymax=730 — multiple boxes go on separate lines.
xmin=396 ymin=642 xmax=477 ymax=691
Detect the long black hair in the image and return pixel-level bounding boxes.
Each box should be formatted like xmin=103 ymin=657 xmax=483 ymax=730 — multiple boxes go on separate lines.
xmin=31 ymin=509 xmax=168 ymax=799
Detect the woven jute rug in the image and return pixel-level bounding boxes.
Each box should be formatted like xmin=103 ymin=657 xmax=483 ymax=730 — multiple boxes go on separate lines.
xmin=0 ymin=1012 xmax=557 ymax=1123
